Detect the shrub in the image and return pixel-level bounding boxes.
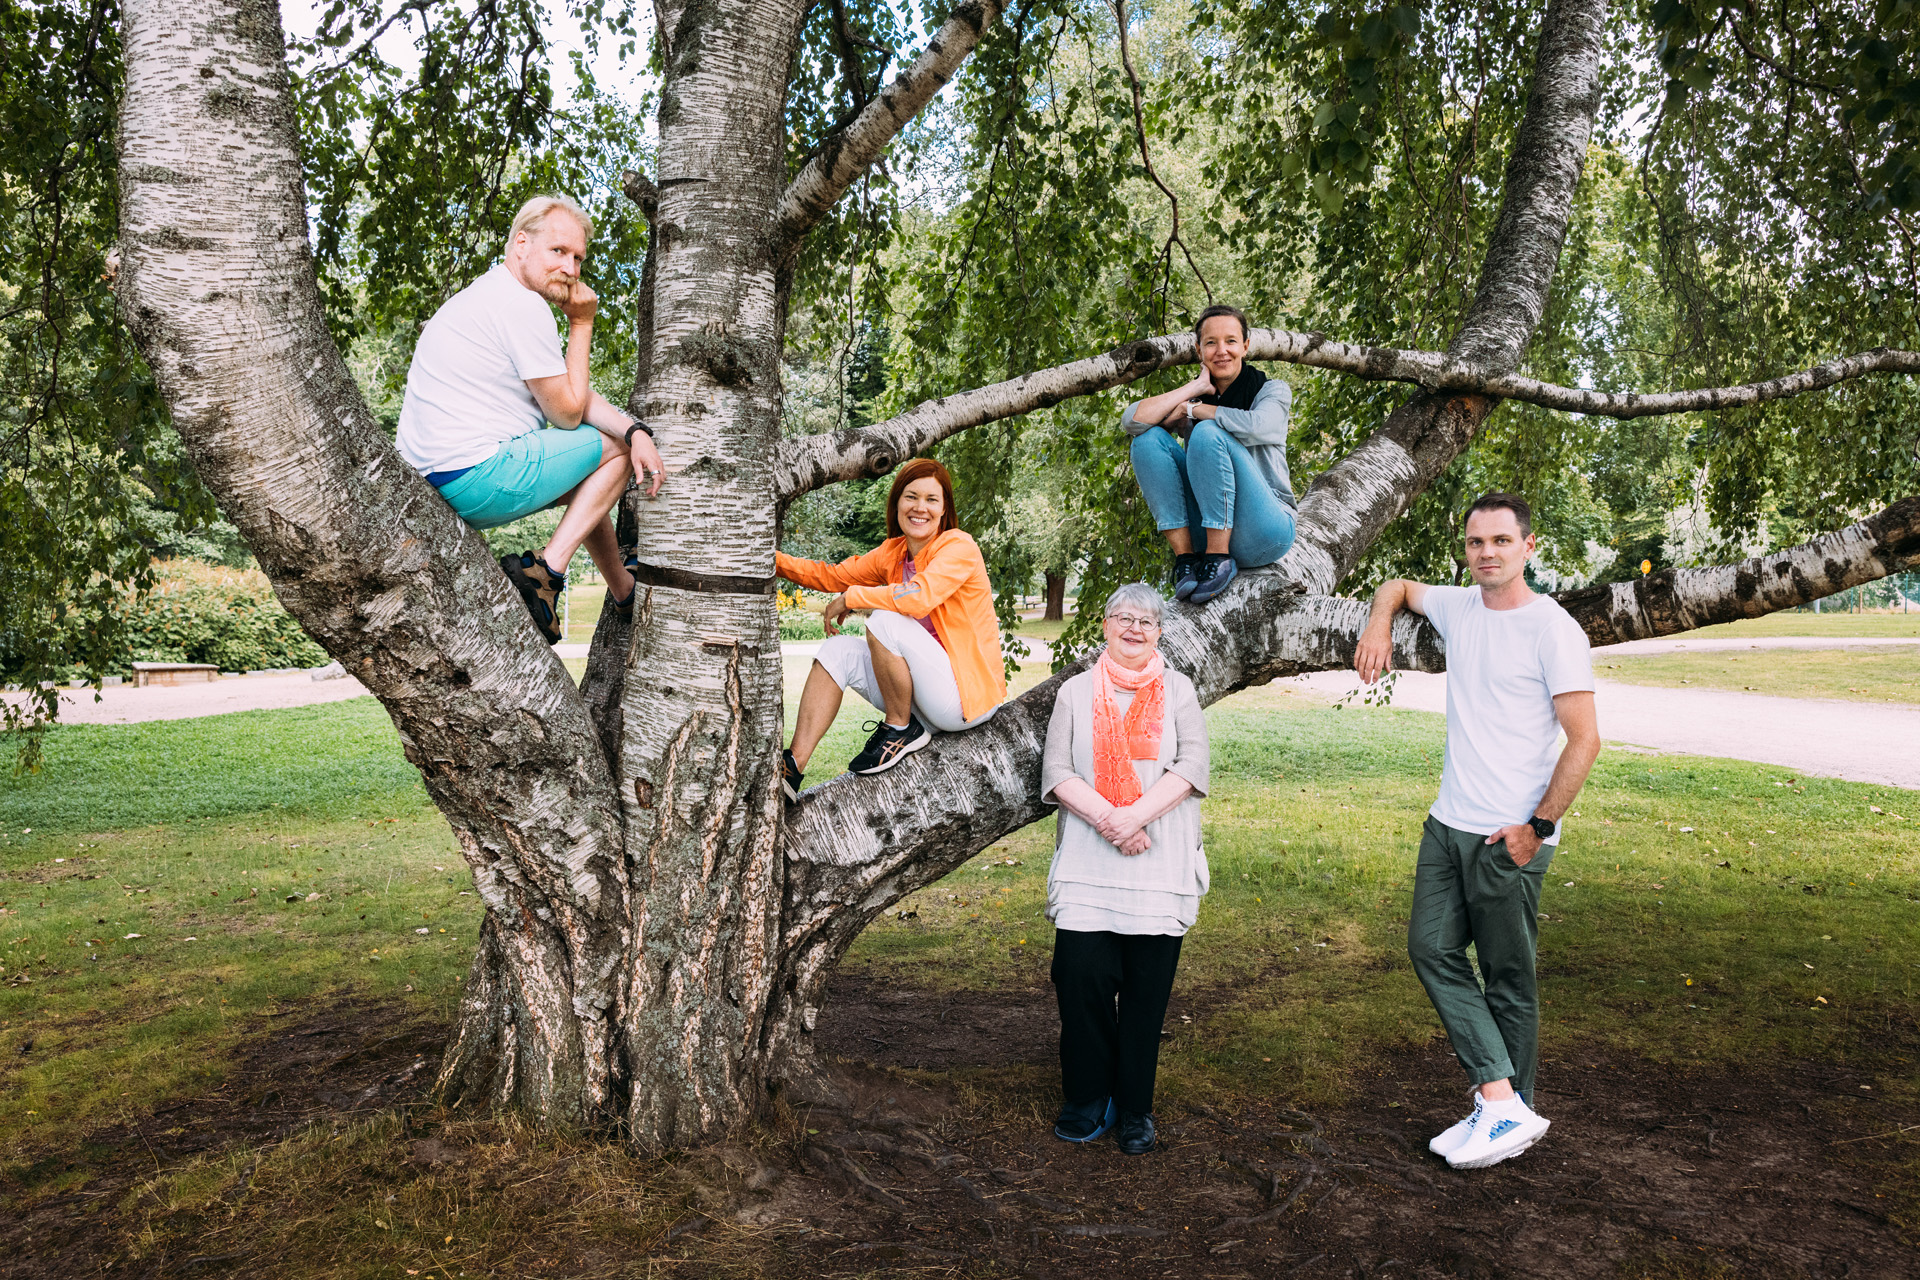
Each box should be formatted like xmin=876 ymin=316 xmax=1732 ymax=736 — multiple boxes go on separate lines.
xmin=119 ymin=561 xmax=328 ymax=673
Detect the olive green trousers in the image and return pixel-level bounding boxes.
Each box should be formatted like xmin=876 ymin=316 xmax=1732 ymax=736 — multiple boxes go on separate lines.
xmin=1407 ymin=816 xmax=1556 ymax=1105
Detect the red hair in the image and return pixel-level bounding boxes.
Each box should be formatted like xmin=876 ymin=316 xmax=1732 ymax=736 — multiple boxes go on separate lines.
xmin=885 ymin=458 xmax=959 ymax=538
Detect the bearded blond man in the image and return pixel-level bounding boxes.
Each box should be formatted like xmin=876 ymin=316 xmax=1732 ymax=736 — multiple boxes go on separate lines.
xmin=396 ymin=195 xmax=664 ymax=642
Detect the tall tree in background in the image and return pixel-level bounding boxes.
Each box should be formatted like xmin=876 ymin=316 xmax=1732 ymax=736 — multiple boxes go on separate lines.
xmin=91 ymin=0 xmax=1920 ymax=1145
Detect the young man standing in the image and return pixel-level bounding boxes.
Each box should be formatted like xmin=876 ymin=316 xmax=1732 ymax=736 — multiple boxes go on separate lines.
xmin=396 ymin=195 xmax=665 ymax=642
xmin=1353 ymin=493 xmax=1601 ymax=1170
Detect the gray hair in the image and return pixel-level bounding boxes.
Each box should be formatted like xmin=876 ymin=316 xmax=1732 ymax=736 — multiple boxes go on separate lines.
xmin=1102 ymin=582 xmax=1165 ymax=623
xmin=506 ymin=194 xmax=593 ymax=255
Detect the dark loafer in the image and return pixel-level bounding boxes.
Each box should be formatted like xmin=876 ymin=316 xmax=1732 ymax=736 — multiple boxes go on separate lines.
xmin=1116 ymin=1111 xmax=1156 ymax=1155
xmin=1054 ymin=1097 xmax=1116 ymax=1143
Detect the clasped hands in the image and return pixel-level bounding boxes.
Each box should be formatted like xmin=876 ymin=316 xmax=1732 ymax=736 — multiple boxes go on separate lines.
xmin=1090 ymin=800 xmax=1152 ymax=857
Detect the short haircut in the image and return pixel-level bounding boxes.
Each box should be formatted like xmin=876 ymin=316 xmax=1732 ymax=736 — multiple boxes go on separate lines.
xmin=1464 ymin=491 xmax=1533 ymax=538
xmin=1193 ymin=304 xmax=1250 ymax=342
xmin=1103 ymin=582 xmax=1165 ymax=623
xmin=506 ymin=195 xmax=593 ymax=255
xmin=886 ymin=458 xmax=959 ymax=538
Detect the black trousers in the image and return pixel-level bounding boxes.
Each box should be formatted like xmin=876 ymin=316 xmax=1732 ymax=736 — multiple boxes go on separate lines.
xmin=1051 ymin=929 xmax=1184 ymax=1116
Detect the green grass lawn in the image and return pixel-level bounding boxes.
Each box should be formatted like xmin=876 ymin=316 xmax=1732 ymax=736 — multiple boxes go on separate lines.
xmin=1686 ymin=611 xmax=1920 ymax=639
xmin=4 ymin=662 xmax=1916 ymax=1176
xmin=1599 ymin=645 xmax=1920 ymax=704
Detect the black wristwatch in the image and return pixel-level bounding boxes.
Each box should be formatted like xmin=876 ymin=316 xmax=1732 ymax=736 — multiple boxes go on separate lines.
xmin=1526 ymin=815 xmax=1556 ymax=840
xmin=623 ymin=420 xmax=654 ymax=447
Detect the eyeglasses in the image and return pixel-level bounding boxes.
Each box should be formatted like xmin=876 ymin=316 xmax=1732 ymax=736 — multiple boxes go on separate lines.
xmin=1106 ymin=613 xmax=1160 ymax=632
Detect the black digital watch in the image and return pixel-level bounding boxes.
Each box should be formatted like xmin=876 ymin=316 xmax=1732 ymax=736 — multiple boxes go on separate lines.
xmin=623 ymin=421 xmax=654 ymax=447
xmin=1527 ymin=815 xmax=1556 ymax=840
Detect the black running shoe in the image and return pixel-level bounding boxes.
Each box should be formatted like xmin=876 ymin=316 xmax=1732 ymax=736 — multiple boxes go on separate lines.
xmin=847 ymin=716 xmax=931 ymax=775
xmin=500 ymin=552 xmax=567 ymax=644
xmin=781 ymin=748 xmax=804 ymax=802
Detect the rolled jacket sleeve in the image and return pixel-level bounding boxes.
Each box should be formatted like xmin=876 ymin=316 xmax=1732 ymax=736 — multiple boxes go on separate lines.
xmin=1040 ymin=688 xmax=1077 ymax=805
xmin=1212 ymin=378 xmax=1291 ymax=449
xmin=1120 ymin=400 xmax=1155 ymax=437
xmin=1164 ymin=676 xmax=1210 ymax=796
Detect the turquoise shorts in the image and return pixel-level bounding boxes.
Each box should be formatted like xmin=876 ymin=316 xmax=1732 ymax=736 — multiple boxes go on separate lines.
xmin=436 ymin=427 xmax=606 ymax=530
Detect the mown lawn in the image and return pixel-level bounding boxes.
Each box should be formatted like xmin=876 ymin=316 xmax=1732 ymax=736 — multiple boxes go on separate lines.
xmin=1686 ymin=611 xmax=1920 ymax=640
xmin=1599 ymin=645 xmax=1920 ymax=704
xmin=3 ymin=660 xmax=1916 ymax=1171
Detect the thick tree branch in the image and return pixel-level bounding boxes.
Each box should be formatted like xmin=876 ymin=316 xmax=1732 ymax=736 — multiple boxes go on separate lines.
xmin=773 ymin=321 xmax=1919 ymax=500
xmin=1560 ymin=494 xmax=1920 ymax=645
xmin=117 ymin=0 xmax=632 ymax=1124
xmin=771 ymin=0 xmax=1006 ymax=260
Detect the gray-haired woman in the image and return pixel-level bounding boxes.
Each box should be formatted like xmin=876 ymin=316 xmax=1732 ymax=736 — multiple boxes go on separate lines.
xmin=1040 ymin=583 xmax=1210 ymax=1155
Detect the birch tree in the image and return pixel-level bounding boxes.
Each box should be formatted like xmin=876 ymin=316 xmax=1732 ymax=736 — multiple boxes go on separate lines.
xmin=111 ymin=0 xmax=1918 ymax=1145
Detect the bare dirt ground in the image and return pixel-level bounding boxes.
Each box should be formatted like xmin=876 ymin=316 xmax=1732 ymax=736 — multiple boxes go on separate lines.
xmin=6 ymin=980 xmax=1914 ymax=1279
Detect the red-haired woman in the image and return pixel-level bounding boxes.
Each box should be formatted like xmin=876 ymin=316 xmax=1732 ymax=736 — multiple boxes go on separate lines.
xmin=776 ymin=459 xmax=1007 ymax=799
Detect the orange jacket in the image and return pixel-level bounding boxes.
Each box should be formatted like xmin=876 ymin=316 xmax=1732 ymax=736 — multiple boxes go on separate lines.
xmin=776 ymin=530 xmax=1007 ymax=723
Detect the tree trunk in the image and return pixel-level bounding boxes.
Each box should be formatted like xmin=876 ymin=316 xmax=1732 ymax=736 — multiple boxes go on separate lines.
xmin=1044 ymin=572 xmax=1067 ymax=621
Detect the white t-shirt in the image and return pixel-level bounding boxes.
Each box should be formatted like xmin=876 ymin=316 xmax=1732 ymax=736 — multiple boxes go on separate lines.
xmin=396 ymin=264 xmax=569 ymax=474
xmin=1422 ymin=586 xmax=1595 ymax=841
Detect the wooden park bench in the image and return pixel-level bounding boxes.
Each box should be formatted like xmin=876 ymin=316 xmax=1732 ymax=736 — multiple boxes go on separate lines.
xmin=131 ymin=662 xmax=220 ymax=688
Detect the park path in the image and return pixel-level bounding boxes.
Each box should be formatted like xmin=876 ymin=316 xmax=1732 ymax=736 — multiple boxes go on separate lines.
xmin=10 ymin=637 xmax=1915 ymax=790
xmin=1287 ymin=663 xmax=1920 ymax=791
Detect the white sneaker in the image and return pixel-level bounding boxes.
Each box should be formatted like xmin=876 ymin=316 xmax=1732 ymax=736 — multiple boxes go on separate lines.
xmin=1444 ymin=1098 xmax=1549 ymax=1170
xmin=1427 ymin=1089 xmax=1484 ymax=1158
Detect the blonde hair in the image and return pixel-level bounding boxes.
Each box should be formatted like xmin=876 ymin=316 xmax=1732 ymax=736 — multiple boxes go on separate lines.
xmin=506 ymin=195 xmax=593 ymax=255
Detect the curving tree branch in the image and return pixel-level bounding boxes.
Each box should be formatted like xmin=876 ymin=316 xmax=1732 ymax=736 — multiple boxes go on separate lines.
xmin=771 ymin=0 xmax=1006 ymax=261
xmin=774 ymin=322 xmax=1920 ymax=501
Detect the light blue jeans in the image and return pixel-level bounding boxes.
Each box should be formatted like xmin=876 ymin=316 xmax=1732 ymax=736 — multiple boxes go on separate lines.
xmin=1129 ymin=424 xmax=1297 ymax=567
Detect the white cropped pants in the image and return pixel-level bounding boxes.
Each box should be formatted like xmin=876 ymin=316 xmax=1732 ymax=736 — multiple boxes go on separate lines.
xmin=814 ymin=608 xmax=997 ymax=733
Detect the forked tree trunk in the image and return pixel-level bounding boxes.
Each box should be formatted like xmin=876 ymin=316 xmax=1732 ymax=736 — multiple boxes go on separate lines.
xmin=114 ymin=0 xmax=1919 ymax=1148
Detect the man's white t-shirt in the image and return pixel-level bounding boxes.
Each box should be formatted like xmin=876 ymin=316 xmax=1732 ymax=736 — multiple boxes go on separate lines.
xmin=1421 ymin=586 xmax=1595 ymax=842
xmin=396 ymin=264 xmax=568 ymax=474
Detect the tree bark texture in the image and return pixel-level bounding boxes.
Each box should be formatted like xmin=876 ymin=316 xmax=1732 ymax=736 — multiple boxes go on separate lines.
xmin=113 ymin=0 xmax=1918 ymax=1149
xmin=116 ymin=0 xmax=632 ymax=1125
xmin=1044 ymin=572 xmax=1067 ymax=621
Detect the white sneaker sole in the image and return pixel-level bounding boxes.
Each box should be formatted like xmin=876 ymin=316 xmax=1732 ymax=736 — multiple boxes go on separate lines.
xmin=1448 ymin=1118 xmax=1549 ymax=1170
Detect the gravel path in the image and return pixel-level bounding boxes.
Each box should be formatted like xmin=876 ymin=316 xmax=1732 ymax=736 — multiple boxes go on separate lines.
xmin=1288 ymin=668 xmax=1920 ymax=790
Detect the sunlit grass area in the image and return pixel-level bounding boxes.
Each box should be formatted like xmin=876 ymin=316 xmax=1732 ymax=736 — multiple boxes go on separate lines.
xmin=1685 ymin=611 xmax=1920 ymax=640
xmin=1599 ymin=645 xmax=1920 ymax=704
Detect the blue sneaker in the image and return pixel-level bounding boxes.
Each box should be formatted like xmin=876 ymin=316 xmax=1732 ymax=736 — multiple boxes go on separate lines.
xmin=1171 ymin=553 xmax=1203 ymax=601
xmin=1187 ymin=554 xmax=1239 ymax=604
xmin=1054 ymin=1096 xmax=1117 ymax=1143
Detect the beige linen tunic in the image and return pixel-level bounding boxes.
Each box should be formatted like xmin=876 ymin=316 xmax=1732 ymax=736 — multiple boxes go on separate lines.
xmin=1040 ymin=667 xmax=1210 ymax=935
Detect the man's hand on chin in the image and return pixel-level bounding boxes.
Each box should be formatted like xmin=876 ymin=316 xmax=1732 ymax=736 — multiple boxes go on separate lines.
xmin=1486 ymin=823 xmax=1542 ymax=866
xmin=559 ymin=279 xmax=598 ymax=322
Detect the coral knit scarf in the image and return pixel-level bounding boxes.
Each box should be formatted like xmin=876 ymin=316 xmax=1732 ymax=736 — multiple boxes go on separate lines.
xmin=1091 ymin=649 xmax=1166 ymax=806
